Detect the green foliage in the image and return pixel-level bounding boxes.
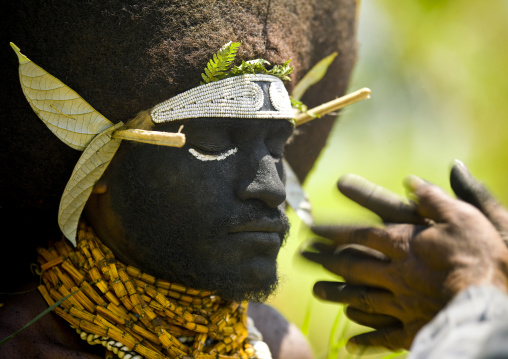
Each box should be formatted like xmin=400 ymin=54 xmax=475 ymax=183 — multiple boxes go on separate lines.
xmin=200 ymin=43 xmax=294 ymax=84
xmin=200 ymin=41 xmax=241 ymax=84
xmin=292 ymin=52 xmax=337 ymax=100
xmin=325 ymin=308 xmax=350 ymax=359
xmin=290 ymin=98 xmax=307 ymax=113
xmin=300 ymin=297 xmax=313 ymax=337
xmin=381 ymin=353 xmax=406 ymax=359
xmin=230 ymin=58 xmax=293 ymax=82
xmin=291 ymin=97 xmax=319 ymax=119
xmin=264 ymin=59 xmax=294 ymax=82
xmin=230 ymin=59 xmax=271 ymax=76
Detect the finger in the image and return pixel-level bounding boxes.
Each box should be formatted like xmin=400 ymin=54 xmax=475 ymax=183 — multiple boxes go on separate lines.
xmin=312 ymin=240 xmax=389 ymax=261
xmin=450 ymin=159 xmax=495 ymax=210
xmin=450 ymin=159 xmax=508 ymax=242
xmin=311 ymin=225 xmax=405 ymax=258
xmin=306 ymin=241 xmax=335 ymax=253
xmin=329 ymin=251 xmax=392 ymax=287
xmin=312 ymin=280 xmax=347 ymax=301
xmin=301 ymin=243 xmax=368 ymax=268
xmin=304 ymin=249 xmax=391 ymax=287
xmin=313 ymin=281 xmax=401 ymax=317
xmin=300 ymin=250 xmax=334 ymax=267
xmin=301 ymin=242 xmax=389 ymax=272
xmin=338 ymin=174 xmax=427 ymax=224
xmin=404 ymin=175 xmax=460 ymax=223
xmin=346 ymin=325 xmax=410 ymax=353
xmin=346 ymin=307 xmax=400 ymax=329
xmin=311 ymin=224 xmax=366 ymax=240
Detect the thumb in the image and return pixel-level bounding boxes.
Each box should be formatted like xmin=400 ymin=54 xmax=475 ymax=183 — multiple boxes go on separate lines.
xmin=404 ymin=175 xmax=458 ymax=223
xmin=450 ymin=160 xmax=508 ymax=243
xmin=450 ymin=160 xmax=494 ymax=210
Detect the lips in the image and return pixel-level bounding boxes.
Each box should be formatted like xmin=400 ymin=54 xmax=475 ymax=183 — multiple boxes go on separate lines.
xmin=228 ymin=217 xmax=285 ymax=234
xmin=217 ymin=217 xmax=287 ymax=260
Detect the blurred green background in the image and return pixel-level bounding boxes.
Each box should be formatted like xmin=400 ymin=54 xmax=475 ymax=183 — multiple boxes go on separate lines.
xmin=270 ymin=0 xmax=508 ymax=358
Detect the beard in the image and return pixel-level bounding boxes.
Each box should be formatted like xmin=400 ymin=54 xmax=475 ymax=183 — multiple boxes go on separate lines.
xmin=109 ymin=160 xmax=290 ymax=303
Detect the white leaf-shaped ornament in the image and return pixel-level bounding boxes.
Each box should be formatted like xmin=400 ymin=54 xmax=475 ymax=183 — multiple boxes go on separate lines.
xmin=10 ymin=42 xmax=114 ymax=151
xmin=59 ymin=122 xmax=124 ymax=244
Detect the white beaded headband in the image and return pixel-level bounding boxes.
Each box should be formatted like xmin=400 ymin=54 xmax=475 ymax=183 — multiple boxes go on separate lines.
xmin=151 ymin=74 xmax=294 ymax=122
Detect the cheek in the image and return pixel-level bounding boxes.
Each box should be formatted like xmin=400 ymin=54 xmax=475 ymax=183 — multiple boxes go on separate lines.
xmin=158 ymin=155 xmax=240 ymax=211
xmin=110 ymin=145 xmax=242 ymax=226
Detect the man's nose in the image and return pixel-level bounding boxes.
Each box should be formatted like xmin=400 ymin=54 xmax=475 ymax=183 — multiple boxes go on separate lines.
xmin=235 ymin=153 xmax=286 ymax=208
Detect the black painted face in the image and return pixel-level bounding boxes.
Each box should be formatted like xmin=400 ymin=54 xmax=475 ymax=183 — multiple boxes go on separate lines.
xmin=87 ymin=117 xmax=294 ymax=302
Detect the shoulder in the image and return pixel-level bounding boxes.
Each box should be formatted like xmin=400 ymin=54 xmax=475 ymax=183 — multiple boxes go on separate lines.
xmin=0 ymin=280 xmax=103 ymax=359
xmin=248 ymin=302 xmax=314 ymax=359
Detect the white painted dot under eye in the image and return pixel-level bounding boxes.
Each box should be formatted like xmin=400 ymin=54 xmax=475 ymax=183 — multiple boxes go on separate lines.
xmin=188 ymin=147 xmax=238 ymax=161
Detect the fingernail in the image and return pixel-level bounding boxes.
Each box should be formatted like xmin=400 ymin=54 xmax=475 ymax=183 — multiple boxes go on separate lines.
xmin=403 ymin=175 xmax=426 ymax=192
xmin=453 ymin=159 xmax=471 ymax=175
xmin=454 ymin=158 xmax=465 ymax=167
xmin=337 ymin=173 xmax=363 ymax=190
xmin=338 ymin=173 xmax=359 ymax=184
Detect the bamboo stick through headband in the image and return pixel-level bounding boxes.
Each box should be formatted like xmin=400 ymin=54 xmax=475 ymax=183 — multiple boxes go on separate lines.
xmin=295 ymin=87 xmax=371 ymax=126
xmin=112 ymin=128 xmax=186 ymax=147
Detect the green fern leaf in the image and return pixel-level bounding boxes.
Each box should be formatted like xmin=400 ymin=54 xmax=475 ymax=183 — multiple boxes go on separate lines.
xmin=200 ymin=41 xmax=241 ymax=84
xmin=199 ymin=42 xmax=293 ymax=84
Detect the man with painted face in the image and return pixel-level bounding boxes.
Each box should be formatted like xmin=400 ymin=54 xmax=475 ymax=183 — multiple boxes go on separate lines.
xmin=3 ymin=43 xmax=306 ymax=358
xmin=1 ymin=2 xmax=359 ymax=358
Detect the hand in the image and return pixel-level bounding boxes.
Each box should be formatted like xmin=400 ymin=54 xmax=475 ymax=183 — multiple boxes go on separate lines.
xmin=303 ymin=163 xmax=508 ymax=351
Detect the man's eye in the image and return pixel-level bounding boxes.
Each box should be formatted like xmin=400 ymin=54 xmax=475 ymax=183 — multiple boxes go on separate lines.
xmin=265 ymin=141 xmax=286 ymax=161
xmin=269 ymin=149 xmax=283 ymax=163
xmin=265 ymin=124 xmax=293 ymax=161
xmin=188 ymin=147 xmax=238 ymax=161
xmin=269 ymin=146 xmax=284 ymax=158
xmin=190 ymin=142 xmax=229 ymax=153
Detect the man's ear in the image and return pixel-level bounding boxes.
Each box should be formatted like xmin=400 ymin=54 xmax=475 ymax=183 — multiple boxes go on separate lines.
xmin=92 ymin=178 xmax=108 ymax=194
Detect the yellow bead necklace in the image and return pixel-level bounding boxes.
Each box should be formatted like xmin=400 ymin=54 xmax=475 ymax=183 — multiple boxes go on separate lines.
xmin=37 ymin=221 xmax=259 ymax=359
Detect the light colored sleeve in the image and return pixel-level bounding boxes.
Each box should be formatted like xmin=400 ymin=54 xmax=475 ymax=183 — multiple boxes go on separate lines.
xmin=408 ymin=285 xmax=508 ymax=359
